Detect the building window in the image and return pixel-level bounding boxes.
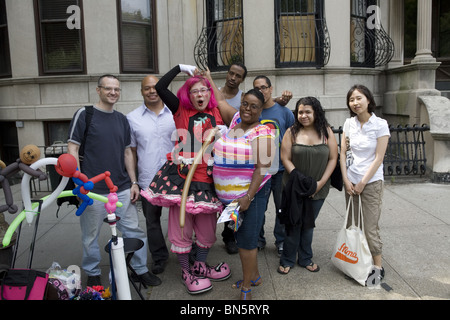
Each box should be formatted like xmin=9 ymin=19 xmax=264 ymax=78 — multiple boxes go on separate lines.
xmin=44 ymin=121 xmax=71 ymax=146
xmin=35 ymin=0 xmax=85 ymax=75
xmin=0 ymin=0 xmax=11 ymax=78
xmin=118 ymin=0 xmax=157 ymax=73
xmin=350 ymin=0 xmax=394 ymax=68
xmin=194 ymin=0 xmax=244 ymax=71
xmin=275 ymin=0 xmax=330 ymax=68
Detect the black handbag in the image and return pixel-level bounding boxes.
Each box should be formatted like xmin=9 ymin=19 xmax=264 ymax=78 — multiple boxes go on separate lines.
xmin=331 ymin=156 xmax=343 ymax=191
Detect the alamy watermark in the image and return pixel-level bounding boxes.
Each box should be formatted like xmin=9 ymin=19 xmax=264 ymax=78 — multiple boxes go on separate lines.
xmin=66 ymin=5 xmax=81 ymax=30
xmin=65 ymin=4 xmax=383 ymax=31
xmin=367 ymin=5 xmax=382 ymax=30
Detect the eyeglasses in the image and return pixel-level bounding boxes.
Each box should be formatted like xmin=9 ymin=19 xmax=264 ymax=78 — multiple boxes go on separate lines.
xmin=241 ymin=101 xmax=261 ymax=111
xmin=254 ymin=85 xmax=270 ymax=92
xmin=190 ymin=88 xmax=210 ymax=95
xmin=98 ymin=86 xmax=121 ymax=93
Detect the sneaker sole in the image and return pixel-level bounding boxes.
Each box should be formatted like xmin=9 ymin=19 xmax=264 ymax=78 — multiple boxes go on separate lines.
xmin=181 ymin=279 xmax=213 ymax=295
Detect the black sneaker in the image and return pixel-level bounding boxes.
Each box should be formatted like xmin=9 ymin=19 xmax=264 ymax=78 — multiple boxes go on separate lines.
xmin=257 ymin=241 xmax=266 ymax=251
xmin=225 ymin=241 xmax=239 ymax=254
xmin=131 ymin=271 xmax=162 ymax=286
xmin=276 ymin=243 xmax=283 ymax=256
xmin=87 ymin=275 xmax=102 ymax=287
xmin=151 ymin=260 xmax=167 ymax=274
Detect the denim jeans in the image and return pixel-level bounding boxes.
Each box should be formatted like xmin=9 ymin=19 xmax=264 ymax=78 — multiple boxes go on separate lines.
xmin=259 ymin=170 xmax=285 ymax=246
xmin=279 ymin=199 xmax=324 ymax=267
xmin=80 ymin=189 xmax=149 ymax=276
xmin=235 ymin=180 xmax=271 ymax=250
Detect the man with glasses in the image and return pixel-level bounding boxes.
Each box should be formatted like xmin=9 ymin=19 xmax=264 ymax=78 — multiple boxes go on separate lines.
xmin=253 ymin=75 xmax=295 ymax=255
xmin=68 ymin=74 xmax=161 ymax=288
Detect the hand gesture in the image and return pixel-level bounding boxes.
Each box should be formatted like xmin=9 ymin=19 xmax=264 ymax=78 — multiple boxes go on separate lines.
xmin=179 ymin=64 xmax=197 ymax=76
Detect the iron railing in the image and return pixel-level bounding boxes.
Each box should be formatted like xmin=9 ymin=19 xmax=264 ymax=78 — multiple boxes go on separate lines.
xmin=350 ymin=0 xmax=395 ymax=68
xmin=332 ymin=124 xmax=430 ymax=177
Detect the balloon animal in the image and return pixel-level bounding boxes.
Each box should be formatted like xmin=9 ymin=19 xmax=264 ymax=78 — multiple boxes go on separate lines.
xmin=2 ymin=153 xmax=123 ymax=248
xmin=55 ymin=153 xmax=119 ymax=216
xmin=0 ymin=145 xmax=47 ymax=214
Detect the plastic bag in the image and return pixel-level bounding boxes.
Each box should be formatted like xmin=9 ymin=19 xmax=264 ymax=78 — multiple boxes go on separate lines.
xmin=46 ymin=262 xmax=81 ymax=299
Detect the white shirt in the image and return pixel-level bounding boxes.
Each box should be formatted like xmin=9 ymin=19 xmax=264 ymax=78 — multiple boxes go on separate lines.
xmin=346 ymin=114 xmax=390 ymax=184
xmin=127 ymin=104 xmax=176 ymax=189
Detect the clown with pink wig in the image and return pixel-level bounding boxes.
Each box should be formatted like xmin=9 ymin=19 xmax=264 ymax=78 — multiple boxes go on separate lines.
xmin=140 ymin=64 xmax=235 ymax=294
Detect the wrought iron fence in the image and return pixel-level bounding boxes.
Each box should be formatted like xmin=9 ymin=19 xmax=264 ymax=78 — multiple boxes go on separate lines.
xmin=332 ymin=124 xmax=430 ymax=177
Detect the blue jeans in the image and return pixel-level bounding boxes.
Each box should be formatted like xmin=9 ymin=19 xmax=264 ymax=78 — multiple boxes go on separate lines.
xmin=235 ymin=180 xmax=271 ymax=250
xmin=80 ymin=189 xmax=149 ymax=276
xmin=259 ymin=171 xmax=285 ymax=246
xmin=279 ymin=199 xmax=324 ymax=267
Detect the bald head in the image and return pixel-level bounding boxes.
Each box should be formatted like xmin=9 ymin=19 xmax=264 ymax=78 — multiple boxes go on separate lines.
xmin=141 ymin=75 xmax=159 ymax=90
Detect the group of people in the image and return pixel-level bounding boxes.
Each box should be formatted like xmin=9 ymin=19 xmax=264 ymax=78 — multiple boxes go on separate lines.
xmin=66 ymin=62 xmax=390 ymax=300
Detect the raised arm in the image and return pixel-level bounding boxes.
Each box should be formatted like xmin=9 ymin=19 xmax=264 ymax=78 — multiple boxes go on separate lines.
xmin=155 ymin=65 xmax=182 ymax=113
xmin=204 ymin=68 xmax=236 ymax=126
xmin=155 ymin=64 xmax=197 ymax=113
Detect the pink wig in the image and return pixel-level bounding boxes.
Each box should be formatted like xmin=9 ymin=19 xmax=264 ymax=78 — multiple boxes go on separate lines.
xmin=177 ymin=76 xmax=218 ymax=110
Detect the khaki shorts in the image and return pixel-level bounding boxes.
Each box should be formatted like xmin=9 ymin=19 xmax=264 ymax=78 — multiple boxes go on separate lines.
xmin=345 ymin=180 xmax=384 ymax=256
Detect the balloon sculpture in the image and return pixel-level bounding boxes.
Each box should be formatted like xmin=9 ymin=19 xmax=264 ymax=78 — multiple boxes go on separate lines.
xmin=2 ymin=153 xmax=122 ymax=248
xmin=179 ymin=127 xmax=218 ymax=238
xmin=1 ymin=145 xmax=47 ymax=248
xmin=55 ymin=154 xmax=118 ymax=216
xmin=0 ymin=145 xmax=47 ymax=214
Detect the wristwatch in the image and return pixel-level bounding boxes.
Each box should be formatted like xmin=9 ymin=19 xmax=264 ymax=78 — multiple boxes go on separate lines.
xmin=131 ymin=181 xmax=138 ymax=186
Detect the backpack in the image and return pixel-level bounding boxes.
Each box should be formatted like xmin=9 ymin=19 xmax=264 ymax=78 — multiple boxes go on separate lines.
xmin=56 ymin=106 xmax=94 ymax=212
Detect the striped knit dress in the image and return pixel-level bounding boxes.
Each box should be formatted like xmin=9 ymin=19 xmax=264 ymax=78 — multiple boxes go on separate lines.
xmin=213 ymin=113 xmax=274 ymax=205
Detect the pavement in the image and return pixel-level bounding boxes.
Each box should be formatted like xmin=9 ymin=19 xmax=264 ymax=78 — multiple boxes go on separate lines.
xmin=1 ymin=177 xmax=449 ymax=302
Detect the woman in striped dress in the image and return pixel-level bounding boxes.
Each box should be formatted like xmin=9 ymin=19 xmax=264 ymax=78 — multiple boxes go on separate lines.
xmin=213 ymin=89 xmax=275 ymax=300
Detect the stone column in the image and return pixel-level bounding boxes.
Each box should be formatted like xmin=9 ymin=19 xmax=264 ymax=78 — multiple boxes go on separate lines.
xmin=387 ymin=0 xmax=404 ymax=68
xmin=412 ymin=0 xmax=436 ymax=63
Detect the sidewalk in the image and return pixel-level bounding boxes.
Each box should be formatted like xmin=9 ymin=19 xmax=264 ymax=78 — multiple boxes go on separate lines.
xmin=2 ymin=180 xmax=449 ymax=301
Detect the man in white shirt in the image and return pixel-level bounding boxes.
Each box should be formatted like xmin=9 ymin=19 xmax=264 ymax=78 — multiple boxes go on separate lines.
xmin=127 ymin=75 xmax=176 ymax=275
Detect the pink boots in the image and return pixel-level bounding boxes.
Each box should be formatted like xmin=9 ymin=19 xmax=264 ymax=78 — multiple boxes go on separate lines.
xmin=192 ymin=261 xmax=231 ymax=281
xmin=181 ymin=269 xmax=212 ymax=295
xmin=181 ymin=261 xmax=231 ymax=294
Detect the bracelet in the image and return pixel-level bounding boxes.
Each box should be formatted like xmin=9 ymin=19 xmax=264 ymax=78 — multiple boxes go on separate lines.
xmin=246 ymin=193 xmax=254 ymax=202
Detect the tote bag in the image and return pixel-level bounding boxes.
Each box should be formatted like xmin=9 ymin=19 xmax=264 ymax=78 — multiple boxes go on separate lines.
xmin=331 ymin=195 xmax=373 ymax=286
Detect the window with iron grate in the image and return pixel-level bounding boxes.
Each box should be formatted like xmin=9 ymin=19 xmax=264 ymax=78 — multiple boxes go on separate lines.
xmin=274 ymin=0 xmax=330 ymax=68
xmin=350 ymin=0 xmax=394 ymax=68
xmin=194 ymin=0 xmax=244 ymax=72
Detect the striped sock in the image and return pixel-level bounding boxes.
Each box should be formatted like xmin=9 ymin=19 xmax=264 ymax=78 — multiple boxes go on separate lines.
xmin=195 ymin=246 xmax=210 ymax=263
xmin=177 ymin=253 xmax=190 ymax=272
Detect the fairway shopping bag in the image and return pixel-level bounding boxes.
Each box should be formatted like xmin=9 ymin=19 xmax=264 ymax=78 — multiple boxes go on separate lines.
xmin=331 ymin=196 xmax=373 ymax=286
xmin=0 ymin=268 xmax=49 ymax=300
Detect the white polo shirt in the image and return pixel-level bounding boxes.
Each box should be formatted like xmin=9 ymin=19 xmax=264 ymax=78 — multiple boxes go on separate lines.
xmin=346 ymin=114 xmax=390 ymax=184
xmin=127 ymin=104 xmax=176 ymax=189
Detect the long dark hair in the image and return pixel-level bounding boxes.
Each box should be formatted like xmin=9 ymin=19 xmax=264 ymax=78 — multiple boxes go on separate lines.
xmin=346 ymin=84 xmax=377 ymax=117
xmin=290 ymin=97 xmax=330 ymax=141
